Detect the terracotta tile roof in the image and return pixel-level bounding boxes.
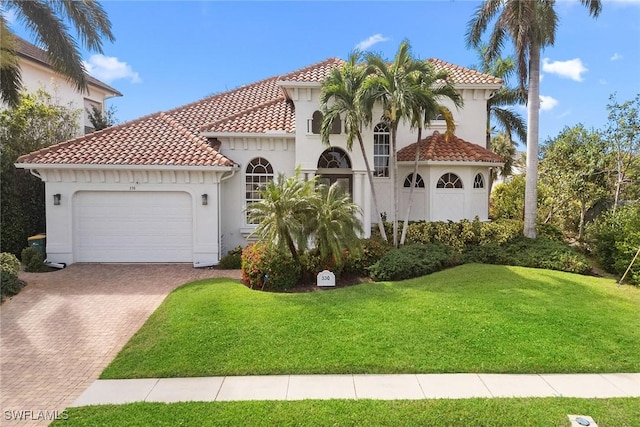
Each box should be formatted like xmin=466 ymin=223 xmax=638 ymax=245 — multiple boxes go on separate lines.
xmin=167 ymin=76 xmax=283 ymax=135
xmin=428 ymin=58 xmax=502 ymax=86
xmin=17 ymin=112 xmax=235 ymax=167
xmin=397 ymin=131 xmax=503 ymax=163
xmin=18 ymin=57 xmax=501 ymax=168
xmin=279 ymin=57 xmax=346 ymax=82
xmin=200 ymin=98 xmax=294 ymax=133
xmin=15 ymin=36 xmax=123 ymax=96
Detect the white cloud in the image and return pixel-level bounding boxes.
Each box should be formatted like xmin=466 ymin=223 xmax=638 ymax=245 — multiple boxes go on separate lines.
xmin=83 ymin=54 xmax=141 ymax=84
xmin=540 ymin=95 xmax=558 ymax=111
xmin=599 ymin=79 xmax=608 ymax=85
xmin=542 ymin=58 xmax=588 ymax=82
xmin=610 ymin=53 xmax=623 ymax=61
xmin=355 ymin=34 xmax=389 ymax=51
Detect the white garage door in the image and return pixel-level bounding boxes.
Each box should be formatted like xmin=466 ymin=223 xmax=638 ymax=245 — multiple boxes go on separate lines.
xmin=74 ymin=191 xmax=193 ymax=262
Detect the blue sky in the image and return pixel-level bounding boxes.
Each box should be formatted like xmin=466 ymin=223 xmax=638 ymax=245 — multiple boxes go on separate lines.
xmin=6 ymin=0 xmax=640 ymax=145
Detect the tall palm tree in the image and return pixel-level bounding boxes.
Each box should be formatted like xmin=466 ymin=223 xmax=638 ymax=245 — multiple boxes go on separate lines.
xmin=400 ymin=68 xmax=461 ymax=246
xmin=320 ymin=51 xmax=387 ymax=241
xmin=361 ymin=40 xmax=435 ymax=247
xmin=0 ymin=0 xmax=114 ymax=107
xmin=467 ymin=0 xmax=601 ymax=238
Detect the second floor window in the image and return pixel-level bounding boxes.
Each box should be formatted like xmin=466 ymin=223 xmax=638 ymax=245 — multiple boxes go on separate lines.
xmin=373 ymin=123 xmax=390 ymax=177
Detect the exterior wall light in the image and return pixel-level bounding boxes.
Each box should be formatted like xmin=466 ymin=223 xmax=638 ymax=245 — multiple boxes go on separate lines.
xmin=201 ymin=194 xmax=208 ymax=206
xmin=53 ymin=194 xmax=61 ymax=205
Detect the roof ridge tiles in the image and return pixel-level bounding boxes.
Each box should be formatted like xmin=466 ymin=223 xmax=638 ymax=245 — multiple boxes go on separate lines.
xmin=427 ymin=58 xmax=503 ymax=85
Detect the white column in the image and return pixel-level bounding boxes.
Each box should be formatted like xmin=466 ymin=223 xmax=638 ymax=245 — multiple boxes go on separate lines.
xmin=355 ymin=172 xmax=371 ymax=238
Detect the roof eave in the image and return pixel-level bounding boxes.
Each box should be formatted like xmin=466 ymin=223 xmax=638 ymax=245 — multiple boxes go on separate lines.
xmin=15 ymin=163 xmax=239 ymax=171
xmin=398 ymin=160 xmax=504 ymax=167
xmin=200 ymin=131 xmax=295 ymax=138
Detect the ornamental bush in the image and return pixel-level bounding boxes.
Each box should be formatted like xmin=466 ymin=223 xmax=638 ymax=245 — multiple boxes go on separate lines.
xmin=218 ymin=246 xmax=243 ymax=269
xmin=369 ymin=243 xmax=453 ymax=282
xmin=586 ymin=203 xmax=640 ymax=285
xmin=1 ymin=252 xmax=23 ymax=300
xmin=343 ymin=237 xmax=392 ymax=277
xmin=21 ymin=246 xmax=46 ymax=272
xmin=241 ymin=243 xmax=300 ymax=291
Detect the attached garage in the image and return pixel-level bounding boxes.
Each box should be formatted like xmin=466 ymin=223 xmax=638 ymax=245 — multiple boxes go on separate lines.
xmin=73 ymin=191 xmax=193 ymax=263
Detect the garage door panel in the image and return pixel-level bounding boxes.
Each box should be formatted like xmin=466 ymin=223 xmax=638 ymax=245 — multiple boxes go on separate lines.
xmin=74 ymin=191 xmax=193 ymax=262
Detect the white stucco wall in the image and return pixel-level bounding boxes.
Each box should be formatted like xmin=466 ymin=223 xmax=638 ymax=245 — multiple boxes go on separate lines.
xmin=19 ymin=59 xmax=117 ymax=134
xmin=27 ymin=167 xmax=228 ymax=266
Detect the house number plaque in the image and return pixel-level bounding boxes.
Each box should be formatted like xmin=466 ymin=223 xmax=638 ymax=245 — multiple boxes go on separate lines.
xmin=317 ymin=270 xmax=335 ymax=287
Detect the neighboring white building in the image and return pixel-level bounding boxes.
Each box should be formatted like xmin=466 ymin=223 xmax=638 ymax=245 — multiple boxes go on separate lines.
xmin=15 ymin=36 xmax=122 ymax=134
xmin=16 ymin=58 xmax=502 ymax=267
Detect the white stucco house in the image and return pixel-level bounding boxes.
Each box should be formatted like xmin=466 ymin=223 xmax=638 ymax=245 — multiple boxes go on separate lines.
xmin=15 ymin=36 xmax=122 ymax=134
xmin=16 ymin=57 xmax=503 ymax=267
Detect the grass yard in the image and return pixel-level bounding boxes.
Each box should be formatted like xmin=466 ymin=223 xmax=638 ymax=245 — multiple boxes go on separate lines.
xmin=53 ymin=398 xmax=640 ymax=426
xmin=101 ymin=264 xmax=640 ymax=378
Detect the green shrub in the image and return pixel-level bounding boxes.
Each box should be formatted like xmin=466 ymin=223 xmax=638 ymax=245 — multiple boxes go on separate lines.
xmin=241 ymin=243 xmax=300 ymax=291
xmin=463 ymin=237 xmax=590 ymax=275
xmin=20 ymin=246 xmax=46 ymax=272
xmin=218 ymin=246 xmax=243 ymax=269
xmin=586 ymin=203 xmax=640 ymax=285
xmin=369 ymin=243 xmax=453 ymax=282
xmin=1 ymin=252 xmax=23 ymax=299
xmin=343 ymin=237 xmax=392 ymax=277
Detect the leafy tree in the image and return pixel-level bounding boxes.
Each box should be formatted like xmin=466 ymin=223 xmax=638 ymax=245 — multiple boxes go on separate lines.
xmin=540 ymin=125 xmax=609 ymax=239
xmin=489 ymin=132 xmax=516 ymax=190
xmin=605 ymin=93 xmax=640 ymax=209
xmin=1 ymin=89 xmax=80 ymax=256
xmin=320 ymin=51 xmax=387 ymax=241
xmin=87 ymin=104 xmax=117 ymax=131
xmin=0 ymin=0 xmax=114 ymax=107
xmin=467 ymin=0 xmax=602 ymax=238
xmin=490 ymin=174 xmax=553 ymax=225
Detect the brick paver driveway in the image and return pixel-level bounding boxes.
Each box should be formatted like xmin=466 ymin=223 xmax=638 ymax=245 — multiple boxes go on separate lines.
xmin=1 ymin=264 xmax=241 ymax=426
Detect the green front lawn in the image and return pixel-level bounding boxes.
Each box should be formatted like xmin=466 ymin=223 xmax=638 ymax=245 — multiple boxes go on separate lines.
xmin=54 ymin=398 xmax=640 ymax=426
xmin=101 ymin=264 xmax=640 ymax=378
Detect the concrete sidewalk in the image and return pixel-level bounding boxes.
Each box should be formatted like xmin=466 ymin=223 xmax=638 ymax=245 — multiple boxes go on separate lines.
xmin=71 ymin=373 xmax=640 ymax=406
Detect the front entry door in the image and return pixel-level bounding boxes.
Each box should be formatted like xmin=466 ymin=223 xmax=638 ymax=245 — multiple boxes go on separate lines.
xmin=318 ymin=174 xmax=352 ymax=196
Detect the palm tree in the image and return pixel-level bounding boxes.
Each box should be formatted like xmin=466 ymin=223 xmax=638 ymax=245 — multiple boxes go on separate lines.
xmin=467 ymin=0 xmax=601 ymax=238
xmin=0 ymin=0 xmax=114 ymax=107
xmin=361 ymin=40 xmax=436 ymax=247
xmin=247 ymin=169 xmax=318 ymax=262
xmin=472 ymin=45 xmax=527 ymax=147
xmin=311 ymin=182 xmax=363 ymax=267
xmin=320 ymin=51 xmax=387 ymax=241
xmin=489 ymin=131 xmax=516 ymax=190
xmin=399 ymin=68 xmax=461 ymax=246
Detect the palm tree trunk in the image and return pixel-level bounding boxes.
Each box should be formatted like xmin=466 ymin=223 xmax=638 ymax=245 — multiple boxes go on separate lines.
xmin=524 ymin=46 xmax=540 ymax=239
xmin=391 ymin=126 xmax=399 ymax=247
xmin=356 ymin=132 xmax=387 ymax=241
xmin=400 ymin=127 xmax=421 ymax=246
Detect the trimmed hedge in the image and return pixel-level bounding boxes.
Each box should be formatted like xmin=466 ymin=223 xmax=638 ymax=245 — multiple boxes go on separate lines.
xmin=21 ymin=246 xmax=46 ymax=272
xmin=369 ymin=243 xmax=453 ymax=282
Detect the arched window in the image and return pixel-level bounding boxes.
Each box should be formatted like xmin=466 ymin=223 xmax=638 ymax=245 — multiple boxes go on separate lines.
xmin=473 ymin=173 xmax=485 ymax=189
xmin=373 ymin=123 xmax=390 ymax=177
xmin=318 ymin=147 xmax=351 ymax=169
xmin=245 ymin=157 xmax=274 ymax=224
xmin=436 ymin=173 xmax=463 ymax=189
xmin=311 ymin=111 xmax=322 ymax=134
xmin=403 ymin=173 xmax=425 ymax=188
